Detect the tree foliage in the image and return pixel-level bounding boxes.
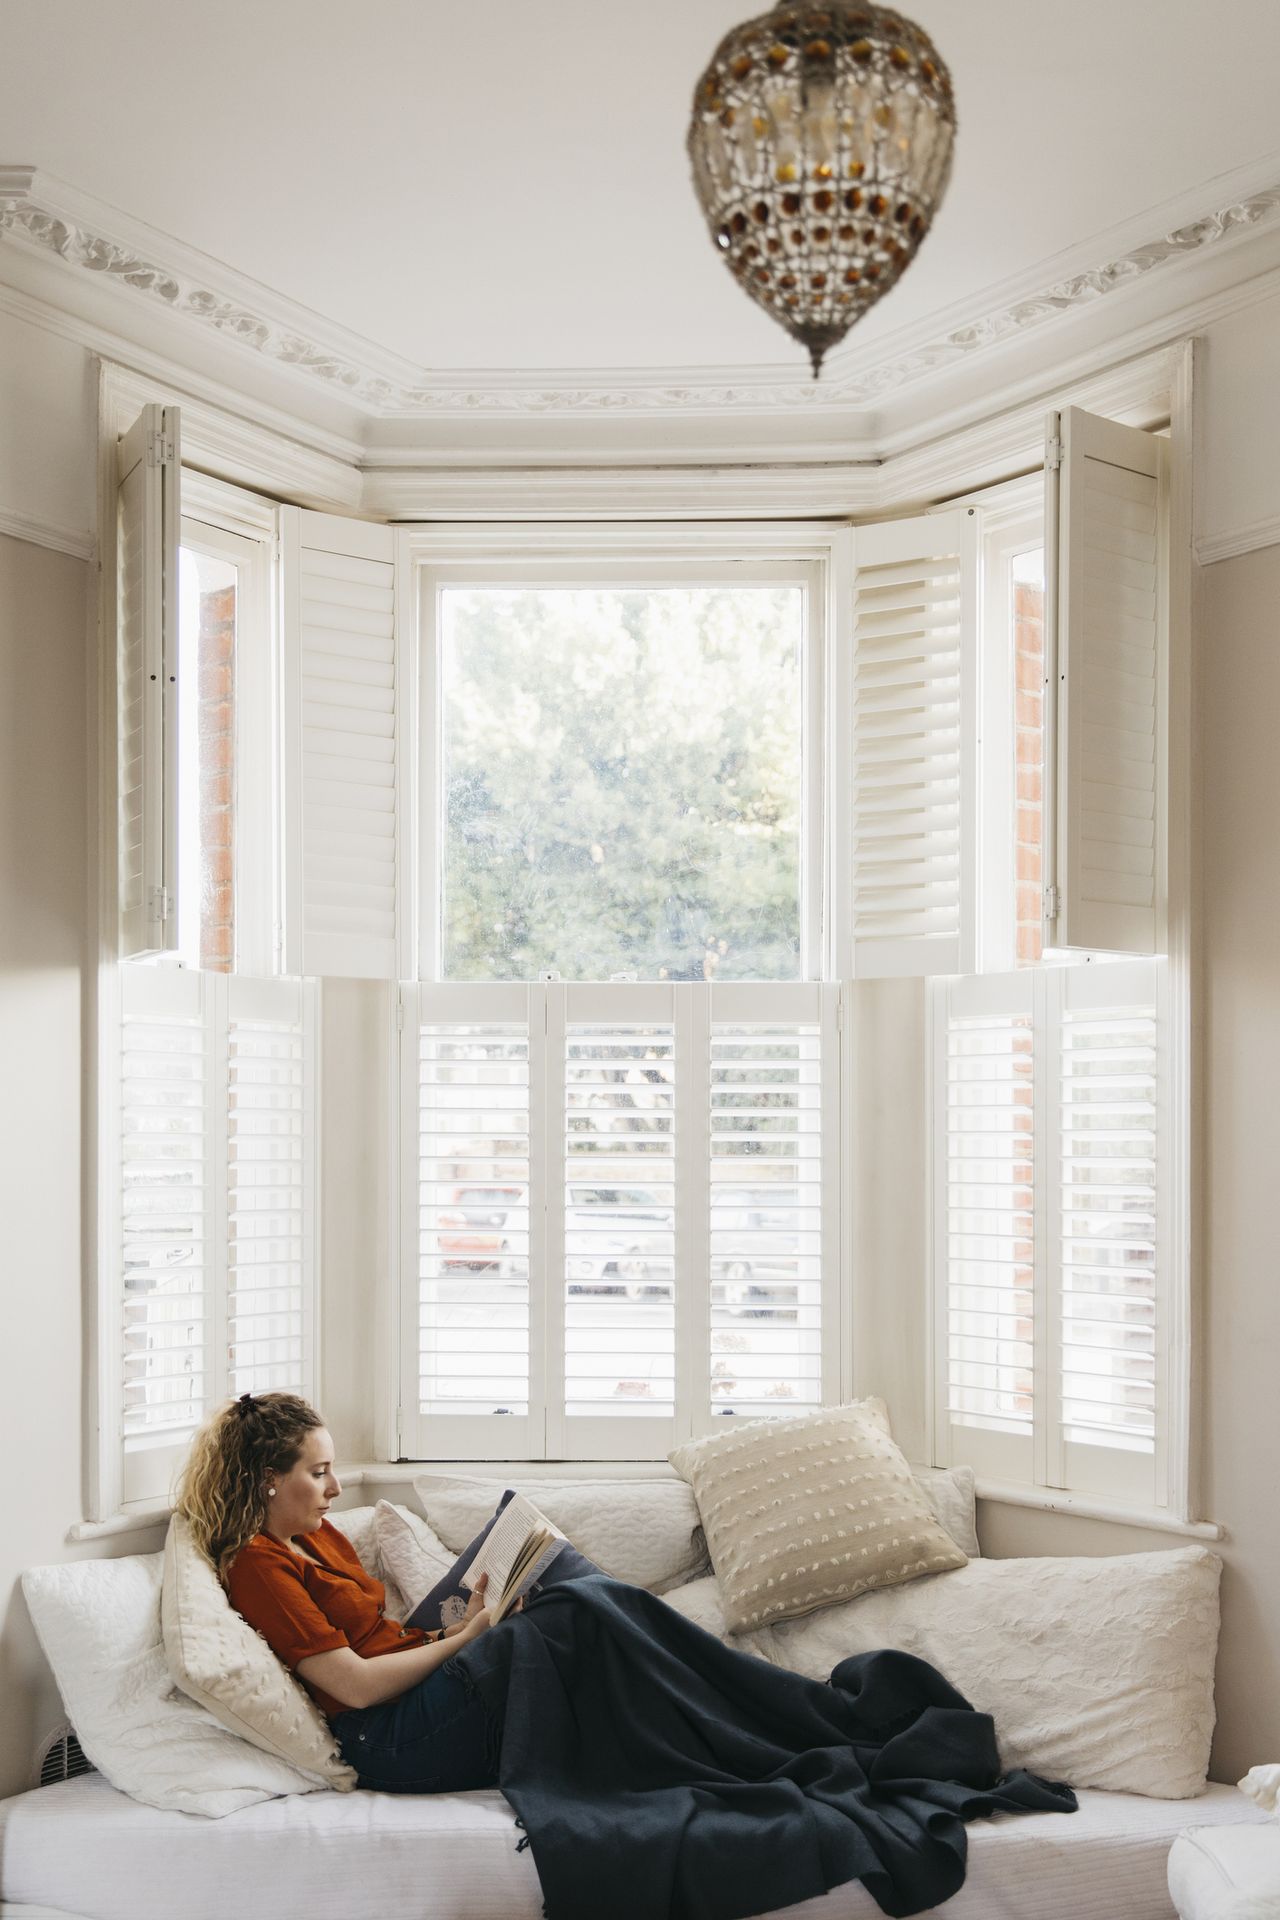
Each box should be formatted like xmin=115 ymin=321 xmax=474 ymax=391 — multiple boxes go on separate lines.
xmin=442 ymin=586 xmax=802 ymax=982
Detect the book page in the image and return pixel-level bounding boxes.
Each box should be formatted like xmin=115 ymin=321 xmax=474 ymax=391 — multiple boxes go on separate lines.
xmin=462 ymin=1492 xmax=564 ymax=1602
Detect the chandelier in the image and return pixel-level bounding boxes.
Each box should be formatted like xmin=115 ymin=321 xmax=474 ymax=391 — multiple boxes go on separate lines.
xmin=687 ymin=4 xmax=956 ymax=378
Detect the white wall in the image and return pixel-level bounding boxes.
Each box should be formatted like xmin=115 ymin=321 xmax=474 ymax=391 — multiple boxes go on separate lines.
xmin=0 ymin=308 xmax=96 ymax=556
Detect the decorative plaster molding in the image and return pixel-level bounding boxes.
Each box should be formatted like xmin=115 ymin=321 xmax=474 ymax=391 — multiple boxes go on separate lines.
xmin=1195 ymin=513 xmax=1280 ymax=565
xmin=4 ymin=160 xmax=1280 ymax=423
xmin=0 ymin=503 xmax=95 ymax=561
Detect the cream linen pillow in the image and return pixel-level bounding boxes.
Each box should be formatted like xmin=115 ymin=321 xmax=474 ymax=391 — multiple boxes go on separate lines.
xmin=668 ymin=1401 xmax=967 ymax=1633
xmin=161 ymin=1515 xmax=356 ymax=1790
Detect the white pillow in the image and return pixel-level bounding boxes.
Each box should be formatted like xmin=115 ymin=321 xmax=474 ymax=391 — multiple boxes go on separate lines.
xmin=912 ymin=1465 xmax=980 ymax=1559
xmin=161 ymin=1516 xmax=356 ymax=1792
xmin=413 ymin=1473 xmax=711 ymax=1594
xmin=22 ymin=1553 xmax=326 ymax=1817
xmin=664 ymin=1545 xmax=1222 ymax=1799
xmin=327 ymin=1502 xmax=411 ymax=1621
xmin=373 ymin=1500 xmax=458 ymax=1614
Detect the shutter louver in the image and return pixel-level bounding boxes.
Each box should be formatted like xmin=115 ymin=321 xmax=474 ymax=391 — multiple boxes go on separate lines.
xmin=563 ymin=1021 xmax=676 ymax=1419
xmin=120 ymin=970 xmax=207 ymax=1447
xmin=1046 ymin=407 xmax=1166 ymax=956
xmin=226 ymin=979 xmax=315 ymax=1398
xmin=708 ymin=1021 xmax=823 ymax=1418
xmin=417 ymin=1020 xmax=532 ymax=1418
xmin=117 ymin=404 xmax=180 ymax=958
xmin=850 ymin=508 xmax=979 ymax=977
xmin=283 ymin=508 xmax=402 ymax=979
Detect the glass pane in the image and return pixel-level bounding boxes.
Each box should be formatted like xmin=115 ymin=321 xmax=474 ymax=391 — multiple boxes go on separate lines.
xmin=1012 ymin=549 xmax=1045 ymax=967
xmin=178 ymin=548 xmax=237 ymax=971
xmin=440 ymin=587 xmax=803 ymax=982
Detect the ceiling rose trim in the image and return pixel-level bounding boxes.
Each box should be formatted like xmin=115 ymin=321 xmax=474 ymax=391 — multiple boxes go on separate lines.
xmin=4 ymin=160 xmax=1280 ymax=423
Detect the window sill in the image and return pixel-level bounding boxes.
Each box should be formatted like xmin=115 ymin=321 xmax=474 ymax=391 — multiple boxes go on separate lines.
xmin=68 ymin=1500 xmax=172 ymax=1543
xmin=973 ymin=1477 xmax=1225 ymax=1542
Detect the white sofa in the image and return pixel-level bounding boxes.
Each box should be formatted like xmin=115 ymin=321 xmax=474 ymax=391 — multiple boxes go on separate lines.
xmin=1 ymin=1476 xmax=1271 ymax=1920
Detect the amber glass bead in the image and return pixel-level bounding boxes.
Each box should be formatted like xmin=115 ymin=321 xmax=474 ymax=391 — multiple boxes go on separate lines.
xmin=869 ymin=193 xmax=887 ymax=216
xmin=782 ymin=192 xmax=801 ymax=214
xmin=890 ymin=45 xmax=911 ymax=67
xmin=811 ymin=273 xmax=827 ymax=288
xmin=731 ymin=210 xmax=748 ymax=235
xmin=895 ymin=202 xmax=911 ymax=223
xmin=775 ymin=162 xmax=798 ymax=182
xmin=813 ymin=163 xmax=833 ymax=180
xmin=845 ymin=188 xmax=863 ymax=210
xmin=847 ymin=160 xmax=866 ymax=179
xmin=731 ymin=53 xmax=752 ymax=77
xmin=753 ymin=200 xmax=770 ymax=223
xmin=844 ymin=267 xmax=861 ymax=283
xmin=850 ymin=38 xmax=872 ymax=60
xmin=813 ymin=225 xmax=831 ymax=243
xmin=768 ymin=42 xmax=789 ymax=64
xmin=838 ymin=224 xmax=856 ymax=242
xmin=813 ymin=189 xmax=834 ymax=212
xmin=780 ymin=273 xmax=797 ymax=288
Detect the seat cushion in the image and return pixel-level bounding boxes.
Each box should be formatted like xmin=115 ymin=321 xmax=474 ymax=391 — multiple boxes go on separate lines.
xmin=0 ymin=1774 xmax=1267 ymax=1920
xmin=1168 ymin=1823 xmax=1280 ymax=1919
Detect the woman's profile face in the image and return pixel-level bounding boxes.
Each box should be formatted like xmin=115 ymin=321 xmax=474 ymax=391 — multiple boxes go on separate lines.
xmin=267 ymin=1425 xmax=341 ymax=1539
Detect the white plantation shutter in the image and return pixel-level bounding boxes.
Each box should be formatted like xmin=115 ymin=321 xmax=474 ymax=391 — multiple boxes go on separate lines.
xmin=400 ymin=981 xmax=840 ymax=1461
xmin=1045 ymin=407 xmax=1167 ymax=956
xmin=120 ymin=966 xmax=208 ymax=1501
xmin=117 ymin=966 xmax=317 ymax=1504
xmin=117 ymin=404 xmax=180 ymax=957
xmin=706 ymin=984 xmax=838 ymax=1425
xmin=932 ymin=971 xmax=1036 ymax=1486
xmin=850 ymin=507 xmax=979 ymax=978
xmin=226 ymin=977 xmax=317 ymax=1399
xmin=931 ymin=961 xmax=1166 ymax=1506
xmin=1054 ymin=959 xmax=1163 ymax=1505
xmin=400 ymin=982 xmax=540 ymax=1462
xmin=282 ymin=508 xmax=406 ymax=980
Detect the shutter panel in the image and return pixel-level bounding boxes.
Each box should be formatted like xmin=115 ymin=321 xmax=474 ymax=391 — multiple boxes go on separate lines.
xmin=282 ymin=508 xmax=403 ymax=979
xmin=226 ymin=976 xmax=316 ymax=1399
xmin=1045 ymin=407 xmax=1166 ymax=956
xmin=850 ymin=507 xmax=979 ymax=977
xmin=117 ymin=405 xmax=180 ymax=958
xmin=932 ymin=971 xmax=1036 ymax=1486
xmin=1053 ymin=958 xmax=1162 ymax=1504
xmin=120 ymin=964 xmax=208 ymax=1502
xmin=400 ymin=982 xmax=539 ymax=1462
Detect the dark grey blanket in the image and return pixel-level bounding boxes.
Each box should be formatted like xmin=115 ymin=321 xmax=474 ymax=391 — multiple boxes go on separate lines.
xmin=455 ymin=1572 xmax=1076 ymax=1920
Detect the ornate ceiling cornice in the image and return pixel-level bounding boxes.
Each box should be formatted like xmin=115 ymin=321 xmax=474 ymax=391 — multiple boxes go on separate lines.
xmin=3 ymin=162 xmax=1280 ymax=422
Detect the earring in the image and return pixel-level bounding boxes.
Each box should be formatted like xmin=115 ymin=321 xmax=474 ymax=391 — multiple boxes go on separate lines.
xmin=267 ymin=1487 xmax=276 ymax=1498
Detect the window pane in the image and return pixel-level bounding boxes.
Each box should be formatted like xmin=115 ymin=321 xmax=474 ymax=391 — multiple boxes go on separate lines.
xmin=1012 ymin=549 xmax=1045 ymax=966
xmin=440 ymin=587 xmax=803 ymax=982
xmin=178 ymin=548 xmax=237 ymax=971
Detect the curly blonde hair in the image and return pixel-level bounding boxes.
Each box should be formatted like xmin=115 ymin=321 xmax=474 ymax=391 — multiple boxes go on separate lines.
xmin=175 ymin=1392 xmax=325 ymax=1583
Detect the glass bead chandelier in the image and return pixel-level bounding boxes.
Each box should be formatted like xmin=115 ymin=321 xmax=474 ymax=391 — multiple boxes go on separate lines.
xmin=688 ymin=3 xmax=956 ymax=378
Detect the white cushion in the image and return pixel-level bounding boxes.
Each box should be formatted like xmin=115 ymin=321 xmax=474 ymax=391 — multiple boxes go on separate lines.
xmin=911 ymin=1463 xmax=980 ymax=1559
xmin=668 ymin=1401 xmax=967 ymax=1632
xmin=0 ymin=1770 xmax=1264 ymax=1920
xmin=1169 ymin=1824 xmax=1280 ymax=1918
xmin=662 ymin=1545 xmax=1222 ymax=1799
xmin=372 ymin=1501 xmax=456 ymax=1614
xmin=326 ymin=1502 xmax=411 ymax=1621
xmin=413 ymin=1472 xmax=710 ymax=1594
xmin=21 ymin=1554 xmax=325 ymax=1817
xmin=161 ymin=1515 xmax=355 ymax=1792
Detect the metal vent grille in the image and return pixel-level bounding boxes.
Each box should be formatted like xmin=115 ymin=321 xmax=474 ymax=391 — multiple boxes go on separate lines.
xmin=37 ymin=1723 xmax=95 ymax=1788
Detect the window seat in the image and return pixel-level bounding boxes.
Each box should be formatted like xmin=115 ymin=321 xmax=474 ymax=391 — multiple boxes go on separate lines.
xmin=0 ymin=1772 xmax=1267 ymax=1920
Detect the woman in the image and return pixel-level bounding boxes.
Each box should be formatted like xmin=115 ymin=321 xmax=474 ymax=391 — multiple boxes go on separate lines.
xmin=179 ymin=1392 xmax=1076 ymax=1920
xmin=176 ymin=1389 xmax=513 ymax=1793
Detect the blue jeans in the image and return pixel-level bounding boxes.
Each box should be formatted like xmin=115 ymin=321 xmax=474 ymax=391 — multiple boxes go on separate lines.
xmin=333 ymin=1659 xmax=501 ymax=1793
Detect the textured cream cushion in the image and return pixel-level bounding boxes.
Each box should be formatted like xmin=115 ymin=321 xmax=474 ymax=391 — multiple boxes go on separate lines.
xmin=22 ymin=1552 xmax=327 ymax=1816
xmin=373 ymin=1500 xmax=456 ymax=1614
xmin=913 ymin=1464 xmax=980 ymax=1559
xmin=663 ymin=1545 xmax=1222 ymax=1799
xmin=327 ymin=1503 xmax=411 ymax=1621
xmin=668 ymin=1401 xmax=968 ymax=1632
xmin=413 ymin=1472 xmax=710 ymax=1594
xmin=161 ymin=1515 xmax=356 ymax=1791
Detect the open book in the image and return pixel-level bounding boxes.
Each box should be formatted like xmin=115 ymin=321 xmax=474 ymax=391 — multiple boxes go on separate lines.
xmin=405 ymin=1491 xmax=569 ymax=1634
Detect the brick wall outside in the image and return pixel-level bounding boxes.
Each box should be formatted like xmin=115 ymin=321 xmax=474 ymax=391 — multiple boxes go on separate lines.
xmin=1014 ymin=579 xmax=1045 ymax=966
xmin=198 ymin=584 xmax=235 ymax=971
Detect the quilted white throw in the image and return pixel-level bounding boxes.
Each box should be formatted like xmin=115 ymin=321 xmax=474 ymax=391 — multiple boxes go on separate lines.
xmin=1240 ymin=1764 xmax=1280 ymax=1817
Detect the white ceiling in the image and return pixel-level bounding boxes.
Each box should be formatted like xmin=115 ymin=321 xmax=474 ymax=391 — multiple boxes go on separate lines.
xmin=4 ymin=0 xmax=1280 ymax=382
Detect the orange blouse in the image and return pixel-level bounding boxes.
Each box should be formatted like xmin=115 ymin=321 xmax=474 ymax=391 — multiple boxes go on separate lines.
xmin=227 ymin=1519 xmax=435 ymax=1720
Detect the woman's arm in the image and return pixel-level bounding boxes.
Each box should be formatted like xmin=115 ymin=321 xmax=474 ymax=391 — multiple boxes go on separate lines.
xmin=299 ymin=1606 xmax=492 ymax=1711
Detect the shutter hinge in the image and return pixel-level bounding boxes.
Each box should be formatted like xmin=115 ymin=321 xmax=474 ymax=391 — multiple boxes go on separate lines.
xmin=149 ymin=884 xmax=171 ymax=924
xmin=1046 ymin=433 xmax=1064 ymax=473
xmin=396 ymin=991 xmax=405 ymax=1034
xmin=147 ymin=424 xmax=177 ymax=468
xmin=1044 ymin=884 xmax=1060 ymax=921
